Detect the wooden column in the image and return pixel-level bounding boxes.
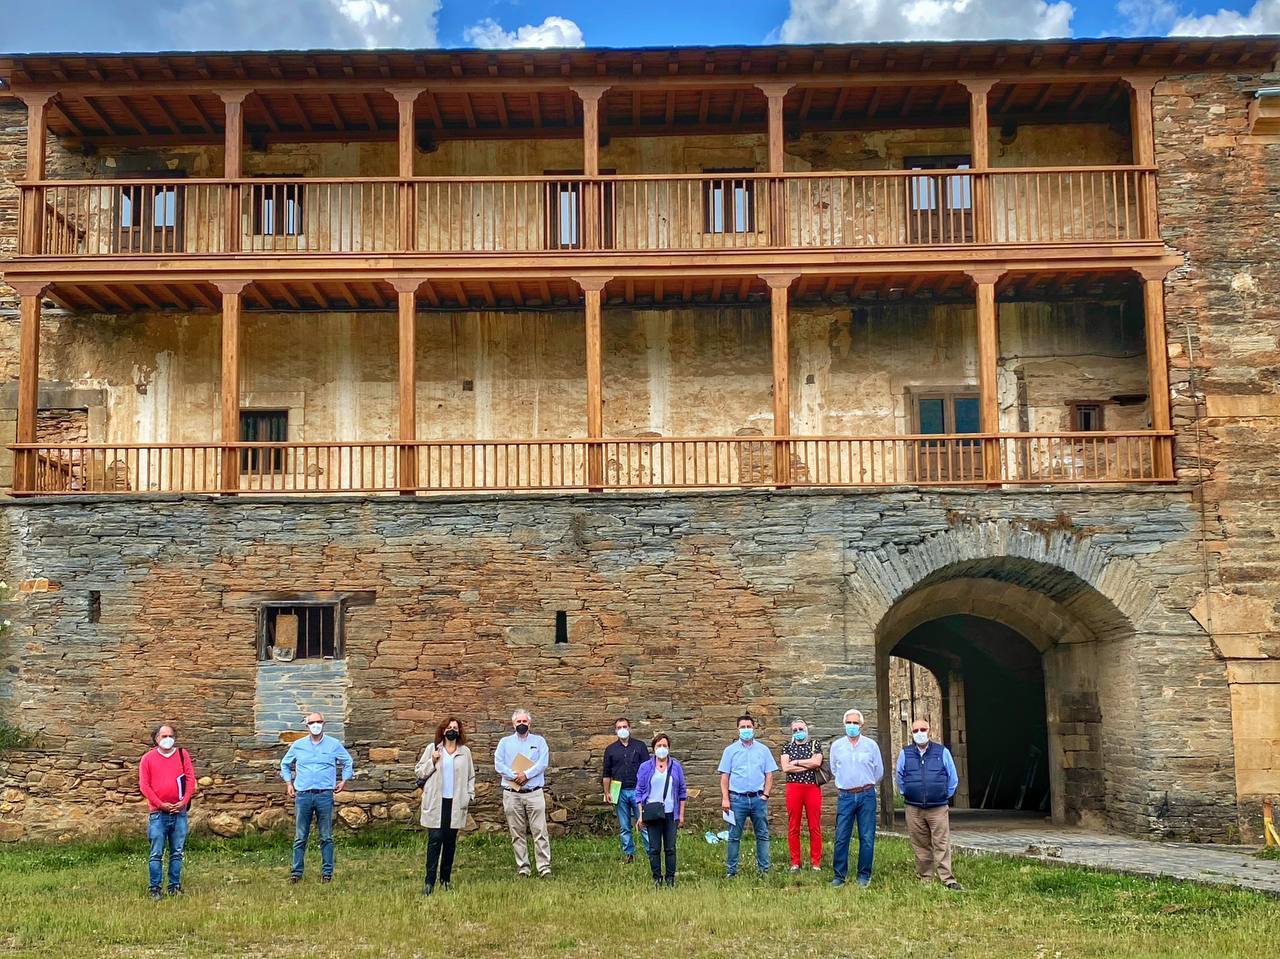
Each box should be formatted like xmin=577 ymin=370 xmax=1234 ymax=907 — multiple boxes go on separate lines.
xmin=756 ymin=83 xmax=793 ymax=246
xmin=962 ymin=79 xmax=996 ymax=244
xmin=12 ymin=281 xmax=47 ymax=493
xmin=214 ymin=279 xmax=248 ymax=493
xmin=577 ymin=276 xmax=610 ymax=490
xmin=389 ymin=87 xmax=424 ymax=252
xmin=217 ymin=90 xmax=249 ymax=254
xmin=572 ymin=85 xmax=608 ymax=251
xmin=1137 ymin=265 xmax=1175 ymax=479
xmin=1123 ymin=76 xmax=1160 ymax=240
xmin=391 ymin=277 xmax=422 ymax=493
xmin=970 ymin=270 xmax=1004 ymax=483
xmin=763 ymin=273 xmax=799 ymax=487
xmin=18 ymin=92 xmax=52 ymax=255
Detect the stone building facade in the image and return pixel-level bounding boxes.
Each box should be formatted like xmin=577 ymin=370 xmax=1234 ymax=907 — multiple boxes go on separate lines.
xmin=0 ymin=40 xmax=1278 ymax=843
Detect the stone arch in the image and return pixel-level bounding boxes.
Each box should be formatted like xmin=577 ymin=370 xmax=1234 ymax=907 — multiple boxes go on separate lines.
xmin=860 ymin=520 xmax=1185 ymax=831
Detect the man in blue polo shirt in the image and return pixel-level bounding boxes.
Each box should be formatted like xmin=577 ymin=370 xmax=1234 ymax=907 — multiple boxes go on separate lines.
xmin=718 ymin=713 xmax=779 ymax=877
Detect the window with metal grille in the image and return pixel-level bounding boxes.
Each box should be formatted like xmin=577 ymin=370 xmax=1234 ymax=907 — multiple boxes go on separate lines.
xmin=259 ymin=603 xmax=341 ymax=661
xmin=240 ymin=409 xmax=288 ymax=474
xmin=702 ymin=169 xmax=757 ymax=234
xmin=1070 ymin=402 xmax=1105 ymax=432
xmin=251 ymin=183 xmax=305 ymax=236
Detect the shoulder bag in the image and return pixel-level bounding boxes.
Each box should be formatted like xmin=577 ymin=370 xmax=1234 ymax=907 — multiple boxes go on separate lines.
xmin=642 ymin=763 xmax=674 ymax=821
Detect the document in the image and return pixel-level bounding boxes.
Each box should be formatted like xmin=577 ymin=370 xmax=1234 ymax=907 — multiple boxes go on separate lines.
xmin=609 ymin=780 xmax=622 ymax=805
xmin=722 ymin=809 xmax=736 ymax=826
xmin=502 ymin=751 xmax=536 ymax=790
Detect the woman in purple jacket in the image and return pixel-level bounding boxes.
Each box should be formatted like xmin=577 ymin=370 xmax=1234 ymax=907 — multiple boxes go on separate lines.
xmin=634 ymin=732 xmax=687 ymax=888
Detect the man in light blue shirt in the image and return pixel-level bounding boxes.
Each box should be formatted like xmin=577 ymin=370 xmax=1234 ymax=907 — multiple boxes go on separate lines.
xmin=828 ymin=707 xmax=884 ymax=887
xmin=717 ymin=714 xmax=779 ymax=877
xmin=280 ymin=711 xmax=354 ymax=883
xmin=494 ymin=707 xmax=552 ymax=877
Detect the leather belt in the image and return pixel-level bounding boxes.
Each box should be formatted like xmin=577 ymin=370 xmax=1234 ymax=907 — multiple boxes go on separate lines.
xmin=730 ymin=790 xmax=765 ymax=798
xmin=504 ymin=786 xmax=543 ymax=794
xmin=839 ymin=784 xmax=874 ymax=794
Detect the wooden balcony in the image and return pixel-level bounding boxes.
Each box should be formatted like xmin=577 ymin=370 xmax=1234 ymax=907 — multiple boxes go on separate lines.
xmin=12 ymin=431 xmax=1174 ymax=496
xmin=18 ymin=167 xmax=1156 ymax=261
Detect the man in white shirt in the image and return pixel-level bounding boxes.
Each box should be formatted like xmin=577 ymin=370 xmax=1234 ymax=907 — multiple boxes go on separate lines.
xmin=494 ymin=707 xmax=552 ymax=878
xmin=828 ymin=707 xmax=884 ymax=887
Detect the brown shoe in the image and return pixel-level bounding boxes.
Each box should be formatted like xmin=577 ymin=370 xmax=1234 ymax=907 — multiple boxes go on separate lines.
xmin=626 ymin=854 xmax=634 ymax=864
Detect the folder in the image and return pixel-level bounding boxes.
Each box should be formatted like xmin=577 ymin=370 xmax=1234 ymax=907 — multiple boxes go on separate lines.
xmin=503 ymin=751 xmax=536 ymax=790
xmin=609 ymin=780 xmax=622 ymax=805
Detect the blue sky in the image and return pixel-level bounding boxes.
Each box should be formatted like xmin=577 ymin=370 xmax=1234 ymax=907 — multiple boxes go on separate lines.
xmin=0 ymin=0 xmax=1275 ymax=53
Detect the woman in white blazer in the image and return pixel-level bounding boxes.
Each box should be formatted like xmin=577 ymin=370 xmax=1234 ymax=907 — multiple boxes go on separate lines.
xmin=414 ymin=716 xmax=476 ymax=895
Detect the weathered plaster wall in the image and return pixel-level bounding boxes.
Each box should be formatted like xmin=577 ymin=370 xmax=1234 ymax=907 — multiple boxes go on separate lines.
xmin=0 ymin=485 xmax=1236 ymax=842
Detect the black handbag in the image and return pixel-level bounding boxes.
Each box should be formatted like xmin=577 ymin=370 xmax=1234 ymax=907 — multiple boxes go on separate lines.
xmin=641 ymin=762 xmax=674 ymax=821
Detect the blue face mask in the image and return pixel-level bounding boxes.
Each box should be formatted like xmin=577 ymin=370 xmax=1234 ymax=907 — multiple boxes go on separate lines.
xmin=738 ymin=728 xmax=754 ymax=742
xmin=844 ymin=723 xmax=861 ymax=738
xmin=793 ymin=729 xmax=808 ymax=742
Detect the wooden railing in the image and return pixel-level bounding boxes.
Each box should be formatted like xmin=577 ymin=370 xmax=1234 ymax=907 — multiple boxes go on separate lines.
xmin=11 ymin=432 xmax=1172 ymax=495
xmin=17 ymin=167 xmax=1158 ymax=257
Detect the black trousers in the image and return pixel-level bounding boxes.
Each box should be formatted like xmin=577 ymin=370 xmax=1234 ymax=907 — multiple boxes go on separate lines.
xmin=425 ymin=797 xmax=459 ymax=886
xmin=644 ymin=816 xmax=677 ymax=882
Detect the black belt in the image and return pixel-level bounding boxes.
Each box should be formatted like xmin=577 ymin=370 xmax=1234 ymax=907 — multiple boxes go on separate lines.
xmin=730 ymin=790 xmax=765 ymax=798
xmin=299 ymin=788 xmax=333 ymax=794
xmin=504 ymin=785 xmax=542 ymax=794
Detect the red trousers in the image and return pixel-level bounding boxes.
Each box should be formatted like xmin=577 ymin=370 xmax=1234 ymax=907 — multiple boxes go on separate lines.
xmin=785 ymin=782 xmax=823 ymax=867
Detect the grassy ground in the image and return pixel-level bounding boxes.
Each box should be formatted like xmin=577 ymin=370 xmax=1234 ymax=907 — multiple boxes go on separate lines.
xmin=0 ymin=826 xmax=1276 ymax=959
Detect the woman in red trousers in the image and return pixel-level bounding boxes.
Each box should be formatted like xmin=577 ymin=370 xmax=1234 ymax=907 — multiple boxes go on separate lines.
xmin=779 ymin=717 xmax=824 ymax=871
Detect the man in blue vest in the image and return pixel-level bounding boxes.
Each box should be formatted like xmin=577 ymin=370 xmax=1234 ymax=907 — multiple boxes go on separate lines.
xmin=894 ymin=718 xmax=961 ymax=890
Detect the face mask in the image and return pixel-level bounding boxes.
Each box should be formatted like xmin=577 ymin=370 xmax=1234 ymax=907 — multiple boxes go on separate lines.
xmin=158 ymin=736 xmax=175 ymax=751
xmin=655 ymin=746 xmax=669 ymax=759
xmin=616 ymin=728 xmax=630 ymax=740
xmin=515 ymin=723 xmax=530 ymax=736
xmin=793 ymin=729 xmax=808 ymax=742
xmin=912 ymin=731 xmax=929 ymax=746
xmin=308 ymin=723 xmax=324 ymax=736
xmin=738 ymin=728 xmax=754 ymax=742
xmin=845 ymin=723 xmax=861 ymax=738
xmin=445 ymin=729 xmax=459 ymax=742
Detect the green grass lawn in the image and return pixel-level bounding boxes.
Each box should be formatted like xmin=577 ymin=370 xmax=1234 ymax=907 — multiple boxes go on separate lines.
xmin=0 ymin=826 xmax=1276 ymax=958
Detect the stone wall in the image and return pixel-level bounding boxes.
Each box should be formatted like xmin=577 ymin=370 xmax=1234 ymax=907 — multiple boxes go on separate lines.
xmin=0 ymin=485 xmax=1238 ymax=842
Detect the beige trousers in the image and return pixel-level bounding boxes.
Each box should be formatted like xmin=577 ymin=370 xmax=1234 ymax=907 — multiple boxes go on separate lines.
xmin=502 ymin=789 xmax=552 ymax=876
xmin=905 ymin=804 xmax=954 ymax=883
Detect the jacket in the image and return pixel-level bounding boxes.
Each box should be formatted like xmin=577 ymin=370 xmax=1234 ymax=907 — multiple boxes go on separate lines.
xmin=633 ymin=757 xmax=688 ymax=810
xmin=415 ymin=742 xmax=476 ymax=830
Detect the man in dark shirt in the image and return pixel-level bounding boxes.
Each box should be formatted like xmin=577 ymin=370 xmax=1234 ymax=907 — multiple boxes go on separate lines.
xmin=602 ymin=717 xmax=650 ymax=862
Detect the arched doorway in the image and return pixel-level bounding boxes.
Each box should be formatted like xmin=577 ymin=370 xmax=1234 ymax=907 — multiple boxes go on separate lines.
xmin=874 ymin=564 xmax=1138 ymax=829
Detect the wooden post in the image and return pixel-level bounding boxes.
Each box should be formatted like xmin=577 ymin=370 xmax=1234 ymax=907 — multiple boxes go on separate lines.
xmin=390 ymin=277 xmax=422 ymax=493
xmin=1123 ymin=76 xmax=1160 ymax=240
xmin=970 ymin=270 xmax=1004 ymax=483
xmin=18 ymin=92 xmax=53 ymax=255
xmin=577 ymin=275 xmax=610 ymax=490
xmin=217 ymin=90 xmax=249 ymax=254
xmin=962 ymin=79 xmax=996 ymax=244
xmin=214 ymin=279 xmax=248 ymax=493
xmin=763 ymin=273 xmax=799 ymax=486
xmin=1137 ymin=265 xmax=1175 ymax=479
xmin=12 ymin=281 xmax=47 ymax=493
xmin=389 ymin=87 xmax=424 ymax=252
xmin=756 ymin=83 xmax=792 ymax=246
xmin=572 ymin=85 xmax=608 ymax=251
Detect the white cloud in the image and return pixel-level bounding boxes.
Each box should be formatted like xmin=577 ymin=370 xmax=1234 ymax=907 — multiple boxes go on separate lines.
xmin=464 ymin=15 xmax=586 ymax=49
xmin=778 ymin=0 xmax=1075 ymax=43
xmin=155 ymin=0 xmax=441 ymax=50
xmin=1169 ymin=0 xmax=1280 ymax=35
xmin=1117 ymin=0 xmax=1179 ymax=35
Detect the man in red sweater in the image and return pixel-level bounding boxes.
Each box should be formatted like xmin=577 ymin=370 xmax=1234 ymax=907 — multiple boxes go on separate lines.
xmin=138 ymin=723 xmax=197 ymax=899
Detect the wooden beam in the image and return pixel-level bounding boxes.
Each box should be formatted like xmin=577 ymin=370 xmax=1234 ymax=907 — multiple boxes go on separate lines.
xmin=757 ymin=82 xmax=793 ymax=174
xmin=969 ymin=268 xmax=1004 ymax=483
xmin=577 ymin=274 xmax=610 ymax=490
xmin=391 ymin=276 xmax=420 ymax=492
xmin=1137 ymin=264 xmax=1175 ymax=478
xmin=213 ymin=278 xmax=248 ymax=493
xmin=762 ymin=272 xmax=799 ymax=486
xmin=12 ymin=282 xmax=47 ymax=492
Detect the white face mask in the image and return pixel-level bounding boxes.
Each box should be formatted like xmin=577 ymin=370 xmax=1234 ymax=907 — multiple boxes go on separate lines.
xmin=616 ymin=728 xmax=630 ymax=740
xmin=912 ymin=731 xmax=929 ymax=746
xmin=308 ymin=722 xmax=324 ymax=736
xmin=655 ymin=746 xmax=669 ymax=759
xmin=158 ymin=736 xmax=175 ymax=751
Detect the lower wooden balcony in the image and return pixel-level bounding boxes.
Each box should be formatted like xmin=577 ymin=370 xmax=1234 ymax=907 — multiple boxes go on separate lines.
xmin=11 ymin=431 xmax=1174 ymax=496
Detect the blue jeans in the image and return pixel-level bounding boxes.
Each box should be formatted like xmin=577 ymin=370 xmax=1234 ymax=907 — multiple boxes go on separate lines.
xmin=832 ymin=787 xmax=877 ymax=883
xmin=292 ymin=790 xmax=335 ymax=878
xmin=147 ymin=810 xmax=189 ymax=891
xmin=726 ymin=793 xmax=769 ymax=875
xmin=615 ymin=788 xmax=650 ymax=857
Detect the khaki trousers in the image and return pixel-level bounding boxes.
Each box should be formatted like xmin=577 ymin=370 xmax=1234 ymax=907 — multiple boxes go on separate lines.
xmin=502 ymin=789 xmax=551 ymax=876
xmin=905 ymin=804 xmax=954 ymax=883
